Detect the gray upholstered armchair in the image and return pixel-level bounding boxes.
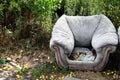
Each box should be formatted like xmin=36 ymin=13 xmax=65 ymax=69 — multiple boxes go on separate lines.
xmin=50 ymin=14 xmax=118 ymax=71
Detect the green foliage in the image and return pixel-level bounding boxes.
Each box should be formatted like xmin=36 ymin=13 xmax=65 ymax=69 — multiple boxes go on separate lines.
xmin=99 ymin=0 xmax=120 ymax=28
xmin=0 ymin=0 xmax=62 ymax=41
xmin=25 ymin=41 xmax=31 ymax=49
xmin=31 ymin=62 xmax=70 ymax=77
xmin=64 ymin=0 xmax=87 ymax=15
xmin=64 ymin=0 xmax=120 ymax=28
xmin=0 ymin=2 xmax=4 ymax=17
xmin=0 ymin=0 xmax=119 ymax=47
xmin=0 ymin=57 xmax=7 ymax=64
xmin=12 ymin=30 xmax=20 ymax=39
xmin=31 ymin=63 xmax=55 ymax=76
xmin=17 ymin=68 xmax=27 ymax=75
xmin=1 ymin=47 xmax=7 ymax=53
xmin=60 ymin=67 xmax=70 ymax=74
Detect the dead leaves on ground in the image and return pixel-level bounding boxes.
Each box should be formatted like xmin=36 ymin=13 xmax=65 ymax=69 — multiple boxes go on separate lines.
xmin=0 ymin=48 xmax=55 ymax=79
xmin=0 ymin=48 xmax=120 ymax=80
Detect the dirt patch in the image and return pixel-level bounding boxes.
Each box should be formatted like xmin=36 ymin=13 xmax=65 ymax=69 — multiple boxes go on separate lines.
xmin=0 ymin=46 xmax=120 ymax=80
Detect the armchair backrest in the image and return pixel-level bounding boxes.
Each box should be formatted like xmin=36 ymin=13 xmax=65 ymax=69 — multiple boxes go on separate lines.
xmin=66 ymin=14 xmax=118 ymax=49
xmin=66 ymin=15 xmax=101 ymax=47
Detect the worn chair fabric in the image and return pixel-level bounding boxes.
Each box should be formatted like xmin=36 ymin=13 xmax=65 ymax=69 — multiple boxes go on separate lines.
xmin=50 ymin=14 xmax=118 ymax=71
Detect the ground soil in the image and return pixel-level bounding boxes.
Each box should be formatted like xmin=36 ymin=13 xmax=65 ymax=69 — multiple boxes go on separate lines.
xmin=0 ymin=45 xmax=120 ymax=80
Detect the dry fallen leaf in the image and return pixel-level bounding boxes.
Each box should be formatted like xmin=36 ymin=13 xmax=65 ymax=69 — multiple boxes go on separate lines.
xmin=16 ymin=74 xmax=21 ymax=78
xmin=20 ymin=50 xmax=24 ymax=53
xmin=34 ymin=58 xmax=39 ymax=61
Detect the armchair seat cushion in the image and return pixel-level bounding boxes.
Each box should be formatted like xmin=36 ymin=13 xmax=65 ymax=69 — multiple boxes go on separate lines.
xmin=69 ymin=47 xmax=95 ymax=61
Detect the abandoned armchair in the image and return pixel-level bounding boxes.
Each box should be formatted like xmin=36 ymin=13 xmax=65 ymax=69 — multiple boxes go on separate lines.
xmin=50 ymin=14 xmax=118 ymax=71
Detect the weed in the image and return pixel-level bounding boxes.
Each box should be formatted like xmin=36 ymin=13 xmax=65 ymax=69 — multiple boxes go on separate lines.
xmin=31 ymin=62 xmax=70 ymax=77
xmin=1 ymin=47 xmax=7 ymax=53
xmin=17 ymin=68 xmax=27 ymax=75
xmin=31 ymin=63 xmax=52 ymax=77
xmin=25 ymin=41 xmax=31 ymax=49
xmin=0 ymin=57 xmax=7 ymax=64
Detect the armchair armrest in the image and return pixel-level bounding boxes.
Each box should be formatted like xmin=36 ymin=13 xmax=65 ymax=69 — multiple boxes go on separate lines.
xmin=50 ymin=15 xmax=74 ymax=55
xmin=92 ymin=14 xmax=118 ymax=51
xmin=53 ymin=45 xmax=68 ymax=68
xmin=93 ymin=46 xmax=114 ymax=71
xmin=118 ymin=27 xmax=120 ymax=43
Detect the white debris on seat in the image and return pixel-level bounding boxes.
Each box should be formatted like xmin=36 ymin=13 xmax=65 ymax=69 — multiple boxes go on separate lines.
xmin=72 ymin=47 xmax=95 ymax=61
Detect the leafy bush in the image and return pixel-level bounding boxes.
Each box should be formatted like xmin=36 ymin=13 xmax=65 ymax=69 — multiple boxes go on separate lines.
xmin=0 ymin=0 xmax=62 ymax=46
xmin=17 ymin=67 xmax=28 ymax=76
xmin=64 ymin=0 xmax=120 ymax=28
xmin=0 ymin=0 xmax=119 ymax=47
xmin=99 ymin=0 xmax=120 ymax=28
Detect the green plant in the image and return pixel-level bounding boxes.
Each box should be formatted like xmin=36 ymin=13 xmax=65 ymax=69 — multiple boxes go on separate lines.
xmin=31 ymin=62 xmax=70 ymax=77
xmin=1 ymin=47 xmax=7 ymax=53
xmin=0 ymin=57 xmax=7 ymax=64
xmin=99 ymin=0 xmax=120 ymax=28
xmin=25 ymin=41 xmax=31 ymax=49
xmin=60 ymin=67 xmax=70 ymax=74
xmin=31 ymin=68 xmax=42 ymax=77
xmin=0 ymin=0 xmax=62 ymax=43
xmin=64 ymin=0 xmax=90 ymax=16
xmin=31 ymin=63 xmax=53 ymax=77
xmin=64 ymin=0 xmax=120 ymax=28
xmin=17 ymin=67 xmax=27 ymax=75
